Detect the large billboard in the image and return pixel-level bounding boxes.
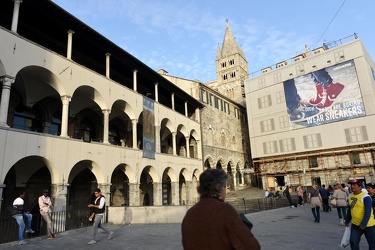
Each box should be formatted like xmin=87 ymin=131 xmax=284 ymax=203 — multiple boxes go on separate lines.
xmin=283 ymin=60 xmax=365 ymax=128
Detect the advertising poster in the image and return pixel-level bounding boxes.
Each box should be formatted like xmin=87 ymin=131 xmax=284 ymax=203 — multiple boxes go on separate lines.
xmin=143 ymin=96 xmax=155 ymax=159
xmin=283 ymin=60 xmax=365 ymax=128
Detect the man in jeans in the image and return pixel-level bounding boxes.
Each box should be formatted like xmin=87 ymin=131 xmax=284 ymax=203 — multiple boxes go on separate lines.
xmin=345 ymin=179 xmax=375 ymax=249
xmin=319 ymin=184 xmax=330 ymax=212
xmin=87 ymin=188 xmax=113 ymax=245
xmin=38 ymin=189 xmax=58 ymax=239
xmin=12 ymin=191 xmax=34 ymax=245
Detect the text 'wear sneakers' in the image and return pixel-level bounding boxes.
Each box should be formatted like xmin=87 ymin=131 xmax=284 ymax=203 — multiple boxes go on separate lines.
xmin=87 ymin=240 xmax=97 ymax=245
xmin=316 ymin=82 xmax=345 ymax=109
xmin=289 ymin=102 xmax=319 ymax=122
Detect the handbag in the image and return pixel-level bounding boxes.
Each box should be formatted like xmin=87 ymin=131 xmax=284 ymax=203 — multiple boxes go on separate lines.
xmin=330 ymin=198 xmax=337 ymax=206
xmin=340 ymin=226 xmax=350 ymax=248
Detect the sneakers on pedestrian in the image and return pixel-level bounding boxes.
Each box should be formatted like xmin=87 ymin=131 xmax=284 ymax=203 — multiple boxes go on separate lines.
xmin=289 ymin=102 xmax=319 ymax=122
xmin=18 ymin=240 xmax=28 ymax=246
xmin=108 ymin=231 xmax=113 ymax=240
xmin=47 ymin=236 xmax=54 ymax=239
xmin=87 ymin=240 xmax=97 ymax=245
xmin=25 ymin=229 xmax=35 ymax=233
xmin=291 ymin=205 xmax=295 ymax=208
xmin=309 ymin=84 xmax=323 ymax=105
xmin=53 ymin=234 xmax=59 ymax=238
xmin=316 ymin=82 xmax=344 ymax=109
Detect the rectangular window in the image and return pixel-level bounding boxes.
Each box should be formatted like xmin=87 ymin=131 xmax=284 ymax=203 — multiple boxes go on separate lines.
xmin=352 ymin=153 xmax=361 ymax=164
xmin=345 ymin=126 xmax=368 ymax=143
xmin=273 ymin=72 xmax=282 ymax=83
xmin=201 ymin=90 xmax=207 ymax=103
xmin=279 ymin=138 xmax=296 ymax=152
xmin=260 ymin=119 xmax=275 ymax=132
xmin=309 ymin=157 xmax=318 ymax=168
xmin=303 ymin=134 xmax=322 ymax=149
xmin=223 ymin=102 xmax=227 ymax=113
xmin=279 ymin=115 xmax=289 ymax=129
xmin=276 ymin=91 xmax=285 ymax=104
xmin=214 ymin=96 xmax=219 ymax=109
xmin=263 ymin=141 xmax=278 ymax=154
xmin=258 ymin=95 xmax=272 ymax=109
xmin=258 ymin=78 xmax=266 ymax=88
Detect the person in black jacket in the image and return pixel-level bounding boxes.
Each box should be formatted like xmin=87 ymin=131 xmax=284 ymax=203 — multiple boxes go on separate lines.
xmin=283 ymin=185 xmax=294 ymax=208
xmin=87 ymin=188 xmax=113 ymax=245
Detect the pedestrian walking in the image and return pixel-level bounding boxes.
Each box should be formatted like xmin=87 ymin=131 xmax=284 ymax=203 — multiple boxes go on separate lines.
xmin=38 ymin=189 xmax=58 ymax=239
xmin=333 ymin=183 xmax=348 ymax=225
xmin=87 ymin=188 xmax=113 ymax=245
xmin=296 ymin=184 xmax=304 ymax=206
xmin=283 ymin=185 xmax=294 ymax=208
xmin=345 ymin=179 xmax=375 ymax=249
xmin=319 ymin=184 xmax=330 ymax=212
xmin=308 ymin=185 xmax=322 ymax=223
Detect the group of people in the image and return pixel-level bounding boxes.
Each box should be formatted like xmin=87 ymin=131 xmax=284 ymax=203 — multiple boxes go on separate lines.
xmin=12 ymin=188 xmax=113 ymax=246
xmin=282 ymin=184 xmax=304 ymax=208
xmin=12 ymin=189 xmax=57 ymax=245
xmin=303 ymin=180 xmax=375 ymax=249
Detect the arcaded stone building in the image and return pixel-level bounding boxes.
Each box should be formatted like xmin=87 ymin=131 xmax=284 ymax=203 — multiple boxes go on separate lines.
xmin=0 ymin=0 xmax=204 ymax=224
xmin=159 ymin=23 xmax=255 ymax=190
xmin=244 ymin=36 xmax=375 ymax=191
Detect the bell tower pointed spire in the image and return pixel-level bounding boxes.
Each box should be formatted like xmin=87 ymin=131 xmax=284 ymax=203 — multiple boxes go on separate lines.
xmin=207 ymin=21 xmax=249 ymax=106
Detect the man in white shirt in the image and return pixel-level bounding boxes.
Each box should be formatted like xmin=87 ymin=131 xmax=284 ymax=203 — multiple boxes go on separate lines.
xmin=12 ymin=192 xmax=34 ymax=245
xmin=87 ymin=188 xmax=113 ymax=245
xmin=38 ymin=189 xmax=58 ymax=239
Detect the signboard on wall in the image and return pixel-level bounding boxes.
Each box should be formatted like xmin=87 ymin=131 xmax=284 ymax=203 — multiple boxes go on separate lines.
xmin=143 ymin=96 xmax=155 ymax=159
xmin=283 ymin=60 xmax=365 ymax=128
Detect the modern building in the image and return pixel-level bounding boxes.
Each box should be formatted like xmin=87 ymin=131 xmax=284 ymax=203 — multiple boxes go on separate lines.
xmin=158 ymin=23 xmax=255 ymax=190
xmin=0 ymin=0 xmax=204 ymax=224
xmin=244 ymin=36 xmax=375 ymax=191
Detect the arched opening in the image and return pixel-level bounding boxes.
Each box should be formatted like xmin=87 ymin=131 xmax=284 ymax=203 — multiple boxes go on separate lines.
xmin=162 ymin=170 xmax=172 ymax=205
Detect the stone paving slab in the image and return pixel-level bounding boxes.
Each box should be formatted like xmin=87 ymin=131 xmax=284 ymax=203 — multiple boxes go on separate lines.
xmin=0 ymin=204 xmax=369 ymax=249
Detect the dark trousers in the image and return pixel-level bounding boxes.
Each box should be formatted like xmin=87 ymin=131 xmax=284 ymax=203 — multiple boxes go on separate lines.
xmin=322 ymin=198 xmax=329 ymax=212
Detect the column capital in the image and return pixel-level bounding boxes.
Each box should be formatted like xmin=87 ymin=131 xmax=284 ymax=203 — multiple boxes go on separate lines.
xmin=1 ymin=75 xmax=15 ymax=85
xmin=131 ymin=119 xmax=138 ymax=124
xmin=61 ymin=95 xmax=71 ymax=101
xmin=67 ymin=29 xmax=75 ymax=34
xmin=133 ymin=69 xmax=138 ymax=73
xmin=102 ymin=109 xmax=111 ymax=114
xmin=105 ymin=52 xmax=111 ymax=57
xmin=13 ymin=0 xmax=23 ymax=4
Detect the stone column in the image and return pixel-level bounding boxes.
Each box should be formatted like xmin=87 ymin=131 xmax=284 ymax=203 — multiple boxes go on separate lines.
xmin=11 ymin=0 xmax=23 ymax=33
xmin=171 ymin=93 xmax=175 ymax=111
xmin=195 ymin=107 xmax=200 ymax=122
xmin=0 ymin=184 xmax=6 ymax=213
xmin=0 ymin=76 xmax=15 ymax=127
xmin=232 ymin=171 xmax=237 ymax=191
xmin=131 ymin=119 xmax=137 ymax=149
xmin=184 ymin=101 xmax=188 ymax=117
xmin=128 ymin=183 xmax=140 ymax=206
xmin=171 ymin=182 xmax=179 ymax=205
xmin=102 ymin=109 xmax=110 ymax=144
xmin=153 ymin=182 xmax=162 ymax=206
xmin=105 ymin=53 xmax=111 ymax=78
xmin=133 ymin=70 xmax=138 ymax=92
xmin=42 ymin=122 xmax=51 ymax=134
xmin=172 ymin=132 xmax=177 ymax=155
xmin=51 ymin=183 xmax=68 ymax=231
xmin=196 ymin=139 xmax=201 ymax=159
xmin=154 ymin=125 xmax=160 ymax=153
xmin=185 ymin=181 xmax=193 ymax=205
xmin=60 ymin=95 xmax=71 ymax=137
xmin=185 ymin=136 xmax=190 ymax=158
xmin=154 ymin=82 xmax=159 ymax=102
xmin=240 ymin=170 xmax=245 ymax=186
xmin=66 ymin=30 xmax=74 ymax=60
xmin=98 ymin=183 xmax=111 ymax=202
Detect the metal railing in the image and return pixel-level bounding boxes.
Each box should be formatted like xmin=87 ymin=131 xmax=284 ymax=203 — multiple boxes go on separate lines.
xmin=0 ymin=207 xmax=108 ymax=244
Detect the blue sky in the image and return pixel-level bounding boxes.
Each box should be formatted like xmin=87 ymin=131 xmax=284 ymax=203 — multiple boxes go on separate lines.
xmin=52 ymin=0 xmax=375 ymax=83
